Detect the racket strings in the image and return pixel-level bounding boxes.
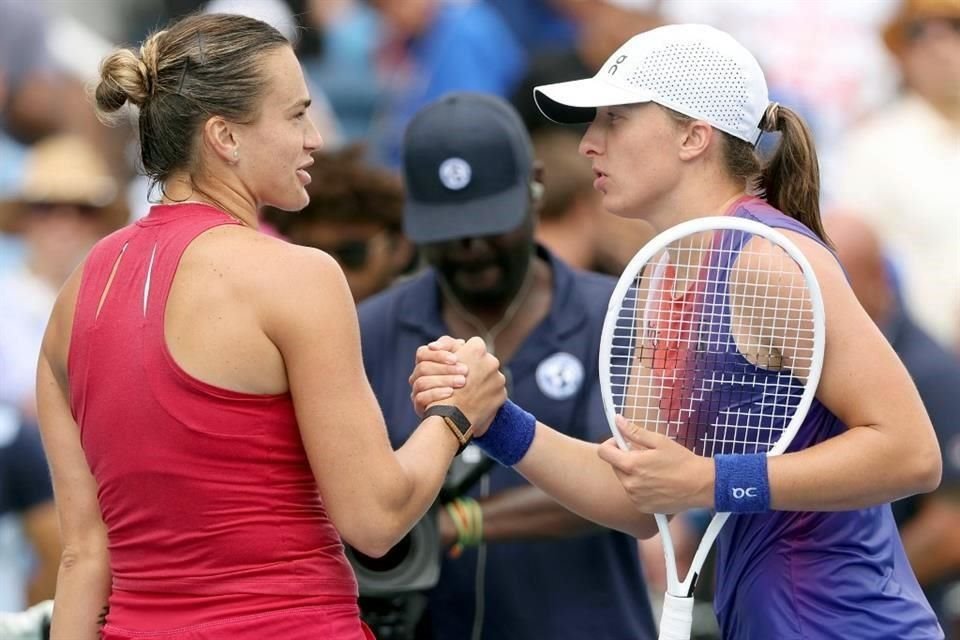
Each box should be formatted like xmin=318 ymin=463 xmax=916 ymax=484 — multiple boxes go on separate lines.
xmin=610 ymin=230 xmax=816 ymax=457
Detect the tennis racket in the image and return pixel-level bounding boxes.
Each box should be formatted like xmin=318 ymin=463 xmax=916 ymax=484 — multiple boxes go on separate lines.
xmin=598 ymin=216 xmax=826 ymax=640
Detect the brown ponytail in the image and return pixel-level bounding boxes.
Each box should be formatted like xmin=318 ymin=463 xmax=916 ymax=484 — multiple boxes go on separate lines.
xmin=662 ymin=103 xmax=829 ymax=244
xmin=757 ymin=103 xmax=828 ymax=244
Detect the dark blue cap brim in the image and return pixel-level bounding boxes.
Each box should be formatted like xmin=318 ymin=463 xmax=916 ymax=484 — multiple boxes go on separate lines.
xmin=404 ymin=182 xmax=528 ymax=245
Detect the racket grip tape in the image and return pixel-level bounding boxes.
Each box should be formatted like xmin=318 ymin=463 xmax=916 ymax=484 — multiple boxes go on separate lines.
xmin=473 ymin=400 xmax=536 ymax=466
xmin=658 ymin=593 xmax=695 ymax=640
xmin=714 ymin=453 xmax=771 ymax=513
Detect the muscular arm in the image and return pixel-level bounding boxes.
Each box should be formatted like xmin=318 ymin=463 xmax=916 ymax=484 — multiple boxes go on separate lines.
xmin=36 ymin=267 xmax=111 ymax=640
xmin=513 ymin=423 xmax=658 ymax=539
xmin=264 ymin=246 xmax=505 ymax=557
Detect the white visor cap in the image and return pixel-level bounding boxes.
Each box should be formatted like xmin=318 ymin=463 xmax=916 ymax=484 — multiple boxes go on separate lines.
xmin=534 ymin=24 xmax=769 ymax=145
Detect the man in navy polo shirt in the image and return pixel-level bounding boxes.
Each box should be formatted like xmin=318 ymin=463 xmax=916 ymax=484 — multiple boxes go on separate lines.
xmin=358 ymin=92 xmax=656 ymax=640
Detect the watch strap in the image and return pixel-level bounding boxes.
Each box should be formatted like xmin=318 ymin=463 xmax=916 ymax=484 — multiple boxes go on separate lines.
xmin=424 ymin=405 xmax=473 ymax=454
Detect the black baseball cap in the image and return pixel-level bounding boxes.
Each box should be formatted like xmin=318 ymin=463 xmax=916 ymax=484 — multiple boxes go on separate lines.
xmin=402 ymin=92 xmax=534 ymax=244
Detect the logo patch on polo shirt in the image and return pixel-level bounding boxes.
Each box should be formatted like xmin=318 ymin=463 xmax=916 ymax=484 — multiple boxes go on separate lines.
xmin=536 ymin=352 xmax=584 ymax=400
xmin=438 ymin=157 xmax=471 ymax=190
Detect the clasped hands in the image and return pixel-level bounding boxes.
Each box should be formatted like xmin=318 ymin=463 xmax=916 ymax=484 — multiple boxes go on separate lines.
xmin=409 ymin=336 xmax=714 ymax=514
xmin=409 ymin=336 xmax=507 ymax=438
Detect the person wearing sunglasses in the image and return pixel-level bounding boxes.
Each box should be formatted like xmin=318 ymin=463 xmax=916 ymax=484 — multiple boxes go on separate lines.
xmin=836 ymin=0 xmax=960 ymax=349
xmin=264 ymin=144 xmax=414 ymax=303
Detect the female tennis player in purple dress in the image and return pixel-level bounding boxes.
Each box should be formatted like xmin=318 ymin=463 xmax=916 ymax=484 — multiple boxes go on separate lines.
xmin=410 ymin=24 xmax=944 ymax=640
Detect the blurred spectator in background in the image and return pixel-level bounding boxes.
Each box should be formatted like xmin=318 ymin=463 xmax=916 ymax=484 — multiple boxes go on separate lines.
xmin=827 ymin=213 xmax=960 ymax=638
xmin=0 ymin=405 xmax=58 ymax=613
xmin=836 ymin=0 xmax=960 ymax=347
xmin=0 ymin=0 xmax=75 ymax=143
xmin=359 ymin=93 xmax=656 ymax=640
xmin=0 ymin=0 xmax=125 ymax=173
xmin=264 ymin=144 xmax=414 ymax=303
xmin=204 ymin=0 xmax=343 ymax=146
xmin=0 ymin=72 xmax=28 ymax=273
xmin=0 ymin=135 xmax=127 ymax=419
xmin=531 ymin=128 xmax=654 ymax=275
xmin=484 ymin=0 xmax=578 ymax=56
xmin=301 ymin=0 xmax=384 ymax=143
xmin=366 ymin=0 xmax=526 ymax=168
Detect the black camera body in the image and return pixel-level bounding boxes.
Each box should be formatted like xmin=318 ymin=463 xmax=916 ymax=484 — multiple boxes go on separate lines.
xmin=345 ymin=451 xmax=494 ymax=639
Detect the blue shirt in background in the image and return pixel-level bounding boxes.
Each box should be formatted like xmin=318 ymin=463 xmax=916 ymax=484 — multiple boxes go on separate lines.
xmin=483 ymin=0 xmax=578 ymax=56
xmin=371 ymin=1 xmax=525 ymax=168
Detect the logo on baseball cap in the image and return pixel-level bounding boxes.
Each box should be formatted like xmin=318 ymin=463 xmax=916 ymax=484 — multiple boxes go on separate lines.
xmin=402 ymin=92 xmax=534 ymax=244
xmin=534 ymin=24 xmax=770 ymax=145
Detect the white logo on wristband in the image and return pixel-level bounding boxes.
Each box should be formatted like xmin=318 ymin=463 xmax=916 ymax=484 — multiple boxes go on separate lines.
xmin=731 ymin=487 xmax=758 ymax=499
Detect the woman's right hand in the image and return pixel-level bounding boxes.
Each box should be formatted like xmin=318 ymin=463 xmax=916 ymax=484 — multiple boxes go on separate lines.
xmin=410 ymin=336 xmax=506 ymax=438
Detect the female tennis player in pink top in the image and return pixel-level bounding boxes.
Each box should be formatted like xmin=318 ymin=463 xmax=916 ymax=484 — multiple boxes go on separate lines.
xmin=36 ymin=13 xmax=506 ymax=640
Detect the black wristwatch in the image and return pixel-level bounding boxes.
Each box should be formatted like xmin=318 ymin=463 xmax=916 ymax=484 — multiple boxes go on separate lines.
xmin=424 ymin=405 xmax=474 ymax=455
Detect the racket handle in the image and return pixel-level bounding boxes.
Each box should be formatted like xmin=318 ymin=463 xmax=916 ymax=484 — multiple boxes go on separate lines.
xmin=658 ymin=592 xmax=695 ymax=640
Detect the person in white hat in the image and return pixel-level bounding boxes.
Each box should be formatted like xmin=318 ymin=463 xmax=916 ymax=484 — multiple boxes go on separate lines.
xmin=0 ymin=135 xmax=127 ymax=419
xmin=411 ymin=23 xmax=945 ymax=640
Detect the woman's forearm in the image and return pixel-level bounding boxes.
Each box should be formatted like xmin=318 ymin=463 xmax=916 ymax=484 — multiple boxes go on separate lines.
xmin=515 ymin=423 xmax=658 ymax=539
xmin=50 ymin=549 xmax=111 ymax=640
xmin=769 ymin=423 xmax=941 ymax=511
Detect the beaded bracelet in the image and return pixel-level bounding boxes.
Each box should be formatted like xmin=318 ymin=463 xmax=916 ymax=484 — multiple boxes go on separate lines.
xmin=445 ymin=497 xmax=483 ymax=558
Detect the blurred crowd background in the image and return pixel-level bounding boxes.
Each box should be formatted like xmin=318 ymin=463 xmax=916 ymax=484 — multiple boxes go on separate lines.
xmin=0 ymin=0 xmax=958 ymax=637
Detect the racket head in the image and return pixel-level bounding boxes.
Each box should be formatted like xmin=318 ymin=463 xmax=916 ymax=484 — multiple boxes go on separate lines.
xmin=599 ymin=216 xmax=826 ymax=460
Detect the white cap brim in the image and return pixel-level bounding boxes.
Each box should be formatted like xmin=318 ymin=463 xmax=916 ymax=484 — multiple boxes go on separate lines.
xmin=533 ymin=76 xmax=652 ymax=124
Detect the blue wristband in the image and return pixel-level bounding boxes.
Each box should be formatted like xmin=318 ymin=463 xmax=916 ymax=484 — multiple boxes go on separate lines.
xmin=714 ymin=453 xmax=770 ymax=513
xmin=473 ymin=400 xmax=536 ymax=466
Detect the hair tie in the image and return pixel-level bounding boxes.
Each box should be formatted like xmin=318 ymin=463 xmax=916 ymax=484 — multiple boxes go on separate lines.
xmin=139 ymin=32 xmax=166 ymax=100
xmin=762 ymin=102 xmax=781 ymax=133
xmin=137 ymin=60 xmax=155 ymax=99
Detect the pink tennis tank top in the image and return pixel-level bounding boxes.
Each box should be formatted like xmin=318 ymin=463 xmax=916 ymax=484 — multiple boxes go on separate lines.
xmin=67 ymin=203 xmax=370 ymax=639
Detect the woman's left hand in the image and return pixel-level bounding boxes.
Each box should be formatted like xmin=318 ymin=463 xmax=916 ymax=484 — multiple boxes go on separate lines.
xmin=597 ymin=415 xmax=714 ymax=514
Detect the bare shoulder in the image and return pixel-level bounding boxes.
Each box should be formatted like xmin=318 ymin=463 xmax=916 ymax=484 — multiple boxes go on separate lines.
xmin=733 ymin=228 xmax=845 ymax=292
xmin=184 ymin=224 xmax=345 ymax=298
xmin=777 ymin=229 xmax=845 ymax=282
